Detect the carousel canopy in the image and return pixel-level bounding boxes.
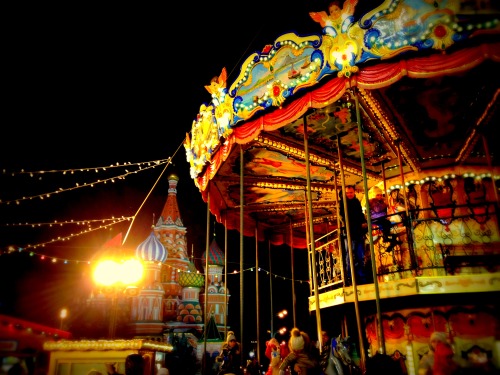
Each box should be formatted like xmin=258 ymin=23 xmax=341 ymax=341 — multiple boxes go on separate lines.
xmin=184 ymin=0 xmax=500 ymax=248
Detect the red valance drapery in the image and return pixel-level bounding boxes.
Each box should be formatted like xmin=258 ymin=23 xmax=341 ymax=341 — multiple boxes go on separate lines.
xmin=195 ymin=42 xmax=500 ymax=246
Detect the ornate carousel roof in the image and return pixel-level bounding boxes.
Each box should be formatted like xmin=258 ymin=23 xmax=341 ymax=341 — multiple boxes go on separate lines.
xmin=184 ymin=0 xmax=500 ymax=248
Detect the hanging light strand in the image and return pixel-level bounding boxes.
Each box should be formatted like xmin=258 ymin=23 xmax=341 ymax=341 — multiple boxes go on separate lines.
xmin=1 ymin=216 xmax=133 ymax=263
xmin=3 ymin=158 xmax=170 ymax=176
xmin=0 ymin=248 xmax=309 ymax=283
xmin=2 ymin=216 xmax=134 ymax=228
xmin=1 ymin=158 xmax=170 ymax=206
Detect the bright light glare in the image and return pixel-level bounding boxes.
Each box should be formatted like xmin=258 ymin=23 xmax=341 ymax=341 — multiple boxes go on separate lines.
xmin=94 ymin=260 xmax=120 ymax=286
xmin=120 ymin=259 xmax=144 ymax=285
xmin=93 ymin=259 xmax=143 ymax=286
xmin=60 ymin=308 xmax=68 ymax=319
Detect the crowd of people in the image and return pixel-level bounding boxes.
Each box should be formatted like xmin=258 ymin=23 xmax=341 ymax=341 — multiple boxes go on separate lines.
xmin=211 ymin=328 xmax=323 ymax=375
xmin=211 ymin=328 xmax=360 ymax=375
xmin=209 ymin=326 xmax=498 ymax=375
xmin=99 ymin=326 xmax=495 ymax=375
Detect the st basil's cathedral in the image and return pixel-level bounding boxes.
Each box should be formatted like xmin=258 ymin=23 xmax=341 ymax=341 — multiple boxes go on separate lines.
xmin=84 ymin=173 xmax=230 ymax=366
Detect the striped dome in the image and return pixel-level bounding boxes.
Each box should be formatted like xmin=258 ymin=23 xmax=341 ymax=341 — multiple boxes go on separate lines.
xmin=202 ymin=239 xmax=224 ymax=266
xmin=136 ymin=231 xmax=167 ymax=262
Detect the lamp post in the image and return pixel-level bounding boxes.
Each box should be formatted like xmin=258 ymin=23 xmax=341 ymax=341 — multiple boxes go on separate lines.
xmin=93 ymin=258 xmax=143 ymax=339
xmin=59 ymin=308 xmax=68 ymax=330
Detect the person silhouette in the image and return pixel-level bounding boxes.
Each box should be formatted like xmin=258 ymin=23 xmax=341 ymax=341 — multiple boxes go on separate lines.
xmin=105 ymin=354 xmax=144 ymax=375
xmin=339 ymin=185 xmax=369 ymax=285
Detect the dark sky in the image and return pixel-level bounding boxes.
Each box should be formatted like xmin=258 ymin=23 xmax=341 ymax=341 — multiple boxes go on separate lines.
xmin=3 ymin=1 xmax=322 ymax=162
xmin=1 ymin=1 xmax=335 ymax=344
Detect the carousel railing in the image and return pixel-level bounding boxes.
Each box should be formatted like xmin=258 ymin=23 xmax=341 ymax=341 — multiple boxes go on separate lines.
xmin=410 ymin=202 xmax=500 ymax=277
xmin=313 ymin=202 xmax=500 ymax=291
xmin=315 ymin=235 xmax=344 ymax=290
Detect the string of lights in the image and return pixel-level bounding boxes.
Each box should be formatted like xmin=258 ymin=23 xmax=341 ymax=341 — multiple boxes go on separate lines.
xmin=2 ymin=216 xmax=133 ymax=227
xmin=1 ymin=152 xmax=310 ymax=283
xmin=225 ymin=266 xmax=310 ymax=284
xmin=2 ymin=158 xmax=170 ymax=176
xmin=1 ymin=155 xmax=178 ymax=265
xmin=0 ymin=247 xmax=310 ymax=283
xmin=2 ymin=216 xmax=132 ymax=254
xmin=1 ymin=158 xmax=170 ymax=205
xmin=163 ymin=262 xmax=309 ymax=284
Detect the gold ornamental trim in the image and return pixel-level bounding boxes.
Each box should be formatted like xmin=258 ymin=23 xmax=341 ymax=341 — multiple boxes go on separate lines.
xmin=43 ymin=339 xmax=173 ymax=352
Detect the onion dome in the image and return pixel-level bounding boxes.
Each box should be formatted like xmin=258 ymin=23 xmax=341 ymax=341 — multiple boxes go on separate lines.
xmin=202 ymin=239 xmax=224 ymax=266
xmin=179 ymin=261 xmax=204 ymax=288
xmin=135 ymin=231 xmax=167 ymax=262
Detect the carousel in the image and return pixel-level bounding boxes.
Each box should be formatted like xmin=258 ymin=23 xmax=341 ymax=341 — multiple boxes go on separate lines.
xmin=184 ymin=1 xmax=500 ymax=374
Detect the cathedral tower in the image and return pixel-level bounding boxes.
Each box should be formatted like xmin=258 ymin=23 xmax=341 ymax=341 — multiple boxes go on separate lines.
xmin=128 ymin=231 xmax=167 ymax=336
xmin=156 ymin=173 xmax=190 ymax=322
xmin=201 ymin=239 xmax=230 ymax=332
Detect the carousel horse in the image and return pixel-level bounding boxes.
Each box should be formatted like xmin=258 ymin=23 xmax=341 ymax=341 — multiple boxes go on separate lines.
xmin=324 ymin=336 xmax=361 ymax=375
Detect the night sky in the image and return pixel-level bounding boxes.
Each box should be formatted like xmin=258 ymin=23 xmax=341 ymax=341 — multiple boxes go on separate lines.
xmin=1 ymin=0 xmax=343 ymax=349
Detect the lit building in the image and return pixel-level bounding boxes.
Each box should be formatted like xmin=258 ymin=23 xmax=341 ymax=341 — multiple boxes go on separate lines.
xmin=127 ymin=173 xmax=230 ymax=363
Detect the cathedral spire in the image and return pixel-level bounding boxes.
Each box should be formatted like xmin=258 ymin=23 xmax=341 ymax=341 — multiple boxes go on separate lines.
xmin=158 ymin=173 xmax=183 ymax=226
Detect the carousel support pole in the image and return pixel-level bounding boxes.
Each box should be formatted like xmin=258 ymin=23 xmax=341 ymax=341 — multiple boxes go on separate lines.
xmin=240 ymin=147 xmax=245 ymax=357
xmin=255 ymin=226 xmax=261 ymax=365
xmin=396 ymin=140 xmax=418 ymax=270
xmin=395 ymin=140 xmax=410 ymax=218
xmin=379 ymin=160 xmax=390 ymax=356
xmin=303 ymin=116 xmax=323 ymax=352
xmin=290 ymin=219 xmax=297 ymax=328
xmin=334 ymin=146 xmax=347 ymax=288
xmin=338 ymin=139 xmax=369 ymax=365
xmin=203 ymin=191 xmax=210 ymax=375
xmin=336 ymin=139 xmax=357 ymax=342
xmin=382 ymin=160 xmax=387 ymax=197
xmin=224 ymin=217 xmax=228 ymax=338
xmin=304 ymin=199 xmax=314 ymax=296
xmin=351 ymin=86 xmax=383 ymax=363
xmin=269 ymin=239 xmax=274 ymax=337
